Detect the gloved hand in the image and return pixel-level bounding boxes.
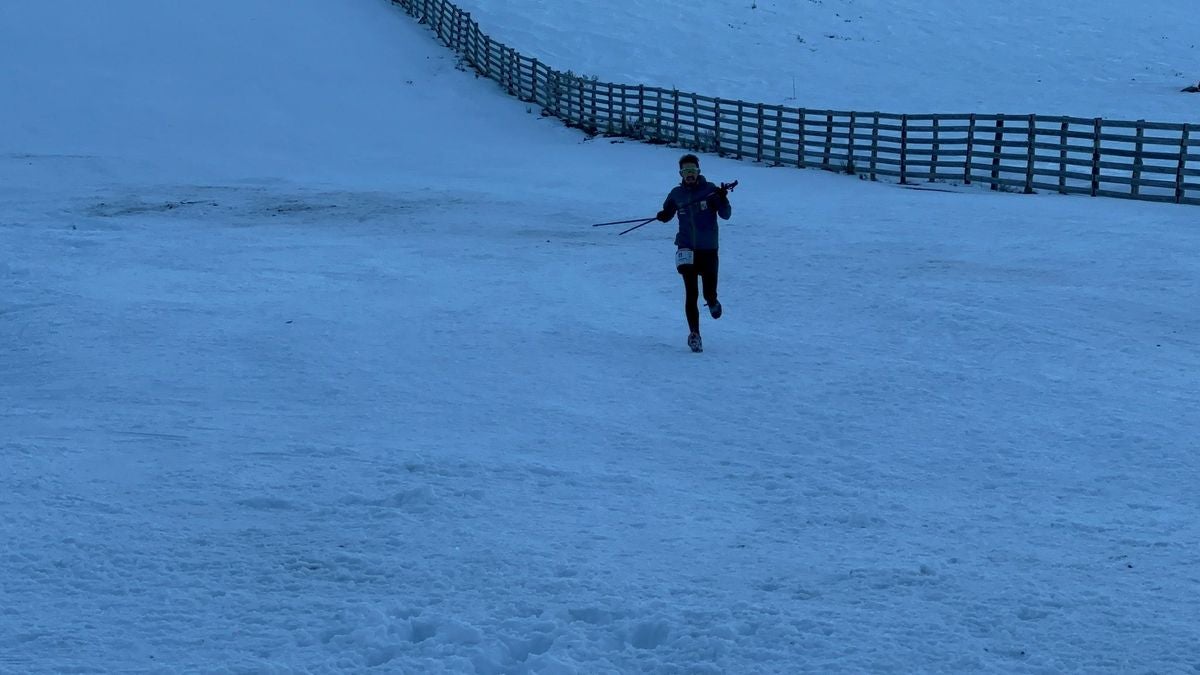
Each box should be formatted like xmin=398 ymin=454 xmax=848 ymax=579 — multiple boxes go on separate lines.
xmin=706 ymin=188 xmax=727 ymax=209
xmin=656 ymin=209 xmax=672 ymax=222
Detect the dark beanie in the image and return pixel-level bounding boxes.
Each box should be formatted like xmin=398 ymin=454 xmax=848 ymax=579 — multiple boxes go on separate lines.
xmin=679 ymin=153 xmax=700 ymax=168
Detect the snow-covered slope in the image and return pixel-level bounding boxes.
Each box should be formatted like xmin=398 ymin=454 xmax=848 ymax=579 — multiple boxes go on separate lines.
xmin=2 ymin=1 xmax=1198 ymax=673
xmin=454 ymin=0 xmax=1200 ymax=122
xmin=0 ymin=0 xmax=579 ymax=187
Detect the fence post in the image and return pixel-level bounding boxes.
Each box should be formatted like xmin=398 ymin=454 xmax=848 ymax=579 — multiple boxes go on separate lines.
xmin=1090 ymin=118 xmax=1102 ymax=197
xmin=692 ymin=93 xmax=700 ymax=150
xmin=774 ymin=107 xmax=783 ymax=166
xmin=474 ymin=18 xmax=484 ymax=72
xmin=1175 ymin=124 xmax=1190 ymax=204
xmin=637 ymin=85 xmax=645 ymax=126
xmin=714 ymin=98 xmax=722 ymax=155
xmin=440 ymin=2 xmax=450 ymax=42
xmin=1024 ymin=114 xmax=1036 ymax=194
xmin=900 ymin=114 xmax=909 ymax=184
xmin=512 ymin=49 xmax=521 ymax=96
xmin=524 ymin=57 xmax=534 ymax=102
xmin=822 ymin=111 xmax=834 ymax=170
xmin=498 ymin=44 xmax=505 ymax=89
xmin=929 ymin=116 xmax=939 ymax=182
xmin=569 ymin=73 xmax=580 ymax=124
xmin=964 ymin=113 xmax=976 ymax=185
xmin=504 ymin=47 xmax=513 ymax=93
xmin=633 ymin=83 xmax=643 ymax=132
xmin=757 ymin=104 xmax=765 ymax=163
xmin=585 ymin=77 xmax=595 ymax=130
xmin=1059 ymin=120 xmax=1068 ymax=194
xmin=524 ymin=56 xmax=532 ymax=100
xmin=691 ymin=91 xmax=700 ymax=148
xmin=555 ymin=70 xmax=566 ymax=120
xmin=735 ymin=100 xmax=746 ymax=159
xmin=616 ymin=84 xmax=628 ymax=133
xmin=990 ymin=115 xmax=1005 ymax=191
xmin=603 ymin=82 xmax=614 ymax=134
xmin=577 ymin=76 xmax=585 ymax=125
xmin=509 ymin=48 xmax=518 ymax=96
xmin=459 ymin=8 xmax=470 ymax=52
xmin=530 ymin=58 xmax=540 ymax=104
xmin=797 ymin=108 xmax=807 ymax=168
xmin=673 ymin=90 xmax=681 ymax=144
xmin=1131 ymin=120 xmax=1145 ymax=197
xmin=869 ymin=112 xmax=880 ymax=181
xmin=483 ymin=36 xmax=493 ymax=79
xmin=503 ymin=45 xmax=511 ymax=91
xmin=556 ymin=71 xmax=566 ymax=119
xmin=655 ymin=88 xmax=665 ymax=142
xmin=848 ymin=111 xmax=857 ymax=174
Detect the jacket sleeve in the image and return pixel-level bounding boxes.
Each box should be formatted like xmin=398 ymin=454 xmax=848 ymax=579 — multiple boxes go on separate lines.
xmin=661 ymin=192 xmax=678 ymax=219
xmin=717 ymin=197 xmax=732 ymax=220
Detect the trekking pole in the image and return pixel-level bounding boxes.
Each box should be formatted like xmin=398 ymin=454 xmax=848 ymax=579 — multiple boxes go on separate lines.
xmin=617 ymin=217 xmax=657 ymax=235
xmin=591 ymin=217 xmax=658 ymax=227
xmin=613 ymin=181 xmax=740 ymax=236
xmin=654 ymin=180 xmax=741 ymax=214
xmin=680 ymin=180 xmax=740 ymax=210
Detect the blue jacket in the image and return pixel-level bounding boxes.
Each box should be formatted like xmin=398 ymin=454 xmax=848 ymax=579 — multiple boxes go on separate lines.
xmin=662 ymin=176 xmax=732 ymax=250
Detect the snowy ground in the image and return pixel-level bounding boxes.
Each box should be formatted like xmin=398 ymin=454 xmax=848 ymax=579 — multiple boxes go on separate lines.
xmin=3 ymin=1 xmax=1200 ymax=673
xmin=452 ymin=0 xmax=1200 ymax=122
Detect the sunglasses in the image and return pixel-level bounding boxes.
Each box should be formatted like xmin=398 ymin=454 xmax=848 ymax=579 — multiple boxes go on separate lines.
xmin=679 ymin=166 xmax=700 ymax=176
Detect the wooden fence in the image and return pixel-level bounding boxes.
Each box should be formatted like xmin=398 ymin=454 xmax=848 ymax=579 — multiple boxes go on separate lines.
xmin=391 ymin=0 xmax=1200 ymax=205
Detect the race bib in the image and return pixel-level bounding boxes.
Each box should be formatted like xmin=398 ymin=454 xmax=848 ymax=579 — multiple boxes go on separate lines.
xmin=675 ymin=248 xmax=694 ymax=267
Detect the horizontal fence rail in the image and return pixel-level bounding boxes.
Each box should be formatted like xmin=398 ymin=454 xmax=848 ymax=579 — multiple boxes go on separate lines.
xmin=391 ymin=0 xmax=1200 ymax=206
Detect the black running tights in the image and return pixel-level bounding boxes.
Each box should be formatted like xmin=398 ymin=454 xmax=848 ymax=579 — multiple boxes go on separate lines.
xmin=678 ymin=249 xmax=719 ymax=333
